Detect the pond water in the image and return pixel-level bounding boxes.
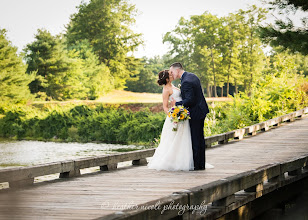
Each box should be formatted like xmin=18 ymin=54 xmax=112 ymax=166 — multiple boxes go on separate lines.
xmin=0 ymin=139 xmax=144 ymax=168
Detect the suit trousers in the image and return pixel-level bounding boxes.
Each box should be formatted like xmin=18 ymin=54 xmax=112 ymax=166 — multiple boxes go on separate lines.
xmin=189 ymin=118 xmax=206 ymax=169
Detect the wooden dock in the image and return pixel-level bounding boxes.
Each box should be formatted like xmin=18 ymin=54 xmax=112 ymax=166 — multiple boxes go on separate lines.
xmin=0 ymin=110 xmax=308 ymax=219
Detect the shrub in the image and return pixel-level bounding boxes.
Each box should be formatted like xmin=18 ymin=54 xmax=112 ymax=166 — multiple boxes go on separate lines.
xmin=0 ymin=103 xmax=166 ymax=145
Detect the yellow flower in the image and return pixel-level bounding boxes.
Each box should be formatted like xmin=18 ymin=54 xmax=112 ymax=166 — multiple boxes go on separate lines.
xmin=174 ymin=108 xmax=180 ymax=114
xmin=180 ymin=114 xmax=185 ymax=120
xmin=172 ymin=113 xmax=177 ymax=118
xmin=184 ymin=109 xmax=187 ymax=113
xmin=168 ymin=112 xmax=171 ymax=117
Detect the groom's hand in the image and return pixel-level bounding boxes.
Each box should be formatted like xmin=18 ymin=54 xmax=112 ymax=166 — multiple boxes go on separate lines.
xmin=171 ymin=98 xmax=176 ymax=107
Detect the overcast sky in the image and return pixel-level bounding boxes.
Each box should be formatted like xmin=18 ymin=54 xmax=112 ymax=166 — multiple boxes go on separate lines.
xmin=0 ymin=0 xmax=304 ymax=58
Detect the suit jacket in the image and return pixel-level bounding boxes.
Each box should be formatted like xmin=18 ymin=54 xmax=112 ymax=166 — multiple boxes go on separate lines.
xmin=175 ymin=71 xmax=209 ymax=120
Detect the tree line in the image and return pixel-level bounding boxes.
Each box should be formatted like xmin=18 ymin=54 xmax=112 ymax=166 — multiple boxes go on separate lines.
xmin=0 ymin=0 xmax=307 ymax=103
xmin=163 ymin=5 xmax=307 ymax=97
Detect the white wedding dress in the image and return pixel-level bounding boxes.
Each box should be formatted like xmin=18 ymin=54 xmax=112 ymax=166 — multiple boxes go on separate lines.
xmin=147 ymin=86 xmax=214 ymax=171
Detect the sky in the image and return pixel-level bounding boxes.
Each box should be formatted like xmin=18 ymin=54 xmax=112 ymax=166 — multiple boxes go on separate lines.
xmin=131 ymin=0 xmax=264 ymax=57
xmin=0 ymin=0 xmax=304 ymax=58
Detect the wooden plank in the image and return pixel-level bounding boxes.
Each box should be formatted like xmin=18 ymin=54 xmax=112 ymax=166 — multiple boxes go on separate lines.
xmin=280 ymin=155 xmax=308 ymax=173
xmin=188 ymin=164 xmax=280 ymax=205
xmin=0 ymin=161 xmax=73 ymax=183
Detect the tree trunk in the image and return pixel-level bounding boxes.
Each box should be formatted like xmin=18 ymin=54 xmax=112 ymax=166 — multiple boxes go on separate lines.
xmin=227 ymin=76 xmax=230 ymax=96
xmin=244 ymin=80 xmax=247 ymax=93
xmin=210 ymin=48 xmax=217 ymax=97
xmin=226 ymin=24 xmax=234 ymax=98
xmin=249 ymin=72 xmax=253 ymax=96
xmin=209 ymin=85 xmax=212 ymax=97
xmin=249 ymin=25 xmax=254 ymax=96
xmin=214 ymin=84 xmax=217 ymax=98
xmin=206 ymin=82 xmax=211 ymax=97
xmin=221 ymin=86 xmax=224 ymax=97
xmin=227 ymin=47 xmax=232 ymax=97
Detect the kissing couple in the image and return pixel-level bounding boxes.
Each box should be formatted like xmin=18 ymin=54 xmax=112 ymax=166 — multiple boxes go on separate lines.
xmin=148 ymin=62 xmax=214 ymax=171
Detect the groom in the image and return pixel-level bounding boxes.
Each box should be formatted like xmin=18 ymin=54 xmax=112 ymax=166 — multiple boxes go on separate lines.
xmin=170 ymin=62 xmax=209 ymax=171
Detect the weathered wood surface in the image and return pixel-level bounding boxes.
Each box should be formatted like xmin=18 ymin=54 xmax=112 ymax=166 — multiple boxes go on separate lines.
xmin=205 ymin=107 xmax=308 ymax=146
xmin=0 ymin=149 xmax=156 ymax=186
xmin=0 ymin=115 xmax=307 ymax=219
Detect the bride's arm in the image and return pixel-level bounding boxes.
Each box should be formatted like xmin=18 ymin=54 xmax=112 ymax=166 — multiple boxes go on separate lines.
xmin=162 ymin=88 xmax=170 ymax=114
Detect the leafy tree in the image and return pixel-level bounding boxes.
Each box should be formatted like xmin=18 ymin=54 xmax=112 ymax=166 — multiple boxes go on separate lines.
xmin=0 ymin=29 xmax=33 ymax=103
xmin=237 ymin=6 xmax=267 ymax=94
xmin=24 ymin=29 xmax=88 ymax=100
xmin=65 ymin=0 xmax=143 ymax=88
xmin=263 ymin=46 xmax=308 ymax=77
xmin=67 ymin=40 xmax=114 ymax=99
xmin=163 ymin=6 xmax=267 ymax=97
xmin=163 ymin=17 xmax=196 ymax=71
xmin=125 ymin=56 xmax=167 ymax=93
xmin=294 ymin=52 xmax=308 ymax=76
xmin=220 ymin=13 xmax=242 ymax=96
xmin=163 ymin=13 xmax=218 ymax=96
xmin=192 ymin=12 xmax=225 ymax=97
xmin=259 ymin=0 xmax=308 ymax=55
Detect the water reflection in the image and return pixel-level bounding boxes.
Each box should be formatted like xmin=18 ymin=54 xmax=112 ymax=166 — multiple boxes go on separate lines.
xmin=0 ymin=140 xmax=142 ymax=168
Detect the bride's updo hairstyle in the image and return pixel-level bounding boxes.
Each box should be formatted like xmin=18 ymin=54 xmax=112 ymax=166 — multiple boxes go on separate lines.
xmin=157 ymin=70 xmax=169 ymax=86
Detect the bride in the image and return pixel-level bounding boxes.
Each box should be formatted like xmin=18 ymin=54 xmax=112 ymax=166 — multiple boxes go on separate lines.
xmin=147 ymin=70 xmax=214 ymax=171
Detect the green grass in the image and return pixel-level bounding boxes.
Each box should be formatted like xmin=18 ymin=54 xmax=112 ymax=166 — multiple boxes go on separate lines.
xmin=0 ymin=163 xmax=26 ymax=167
xmin=31 ymin=90 xmax=232 ymax=105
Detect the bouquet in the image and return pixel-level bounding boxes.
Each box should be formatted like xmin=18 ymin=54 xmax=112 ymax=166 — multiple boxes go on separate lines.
xmin=168 ymin=105 xmax=190 ymax=131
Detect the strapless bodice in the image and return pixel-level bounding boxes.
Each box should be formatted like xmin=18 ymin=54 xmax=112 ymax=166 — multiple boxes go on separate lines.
xmin=169 ymin=87 xmax=182 ymax=102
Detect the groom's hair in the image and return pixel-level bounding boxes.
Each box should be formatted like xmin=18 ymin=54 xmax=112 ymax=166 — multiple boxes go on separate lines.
xmin=170 ymin=62 xmax=183 ymax=70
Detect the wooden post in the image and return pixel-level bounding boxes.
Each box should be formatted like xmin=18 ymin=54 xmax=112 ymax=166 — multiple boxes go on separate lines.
xmin=244 ymin=182 xmax=263 ymax=192
xmin=234 ymin=129 xmax=245 ymax=140
xmin=218 ymin=139 xmax=228 ymax=144
xmin=273 ymin=122 xmax=281 ymax=127
xmin=100 ymin=163 xmax=118 ymax=171
xmin=268 ymin=174 xmax=284 ymax=183
xmin=9 ymin=178 xmax=34 ymax=188
xmin=261 ymin=125 xmax=269 ymax=132
xmin=132 ymin=158 xmax=148 ymax=165
xmin=59 ymin=168 xmax=81 ymax=178
xmin=212 ymin=194 xmax=235 ymax=207
xmin=234 ymin=135 xmax=244 ymax=140
xmin=288 ymin=168 xmax=302 ymax=176
xmin=286 ymin=118 xmax=295 ymax=122
xmin=206 ymin=143 xmax=211 ymax=148
xmin=248 ymin=131 xmax=257 ymax=136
